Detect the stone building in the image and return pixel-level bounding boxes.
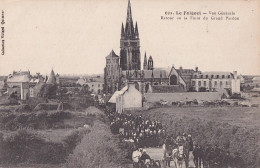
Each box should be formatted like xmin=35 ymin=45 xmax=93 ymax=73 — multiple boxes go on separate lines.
xmin=104 ymin=50 xmax=121 ymax=94
xmin=191 ymin=71 xmax=240 ymax=93
xmin=120 ymin=0 xmax=141 ymax=71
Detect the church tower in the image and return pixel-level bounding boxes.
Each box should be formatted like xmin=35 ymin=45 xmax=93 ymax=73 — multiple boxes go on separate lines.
xmin=120 ymin=0 xmax=141 ymax=71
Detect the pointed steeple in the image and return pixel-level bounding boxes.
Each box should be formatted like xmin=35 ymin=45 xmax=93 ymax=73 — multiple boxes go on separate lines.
xmin=121 ymin=22 xmax=125 ymax=37
xmin=125 ymin=0 xmax=134 ymax=37
xmin=143 ymin=52 xmax=147 ymax=70
xmin=127 ymin=0 xmax=132 ymax=22
xmin=135 ymin=22 xmax=139 ymax=37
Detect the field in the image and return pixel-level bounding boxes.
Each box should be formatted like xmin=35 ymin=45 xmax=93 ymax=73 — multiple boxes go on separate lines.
xmin=141 ymin=106 xmax=260 ymax=128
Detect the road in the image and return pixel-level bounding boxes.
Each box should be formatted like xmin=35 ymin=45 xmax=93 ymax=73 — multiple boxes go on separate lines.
xmin=144 ymin=147 xmax=203 ymax=168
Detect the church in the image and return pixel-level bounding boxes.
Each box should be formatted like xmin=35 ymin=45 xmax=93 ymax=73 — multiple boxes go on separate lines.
xmin=104 ymin=0 xmax=188 ymax=95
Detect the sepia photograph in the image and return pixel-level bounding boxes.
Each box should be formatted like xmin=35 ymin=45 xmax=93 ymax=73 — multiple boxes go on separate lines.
xmin=0 ymin=0 xmax=260 ymax=167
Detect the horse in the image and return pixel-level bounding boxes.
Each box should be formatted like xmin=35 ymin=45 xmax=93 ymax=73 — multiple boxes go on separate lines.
xmin=172 ymin=146 xmax=187 ymax=168
xmin=162 ymin=144 xmax=173 ymax=167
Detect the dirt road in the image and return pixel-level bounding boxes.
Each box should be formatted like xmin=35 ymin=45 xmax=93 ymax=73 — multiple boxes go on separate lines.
xmin=144 ymin=147 xmax=200 ymax=168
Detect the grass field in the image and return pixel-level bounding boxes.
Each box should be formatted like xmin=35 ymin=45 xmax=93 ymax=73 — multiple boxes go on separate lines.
xmin=137 ymin=106 xmax=260 ymax=128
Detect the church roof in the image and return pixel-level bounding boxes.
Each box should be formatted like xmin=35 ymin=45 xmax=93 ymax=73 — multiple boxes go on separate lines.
xmin=46 ymin=69 xmax=56 ymax=84
xmin=122 ymin=69 xmax=168 ymax=79
xmin=106 ymin=50 xmax=119 ymax=58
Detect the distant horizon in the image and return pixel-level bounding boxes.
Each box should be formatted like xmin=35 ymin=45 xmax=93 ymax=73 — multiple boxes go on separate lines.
xmin=0 ymin=0 xmax=259 ymax=76
xmin=2 ymin=67 xmax=260 ymax=77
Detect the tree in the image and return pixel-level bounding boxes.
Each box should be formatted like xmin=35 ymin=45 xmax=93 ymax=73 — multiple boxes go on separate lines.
xmin=40 ymin=84 xmax=58 ymax=99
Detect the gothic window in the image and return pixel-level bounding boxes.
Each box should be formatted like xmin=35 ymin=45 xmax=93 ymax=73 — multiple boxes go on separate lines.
xmin=206 ymin=75 xmax=208 ymax=78
xmin=222 ymin=75 xmax=225 ymax=78
xmin=200 ymin=75 xmax=203 ymax=78
xmin=198 ymin=81 xmax=201 ymax=86
xmin=216 ymin=75 xmax=219 ymax=78
xmin=170 ymin=75 xmax=178 ymax=85
xmin=214 ymin=81 xmax=217 ymax=87
xmin=220 ymin=81 xmax=223 ymax=88
xmin=204 ymin=81 xmax=206 ymax=87
xmin=211 ymin=75 xmax=214 ymax=78
xmin=226 ymin=81 xmax=228 ymax=86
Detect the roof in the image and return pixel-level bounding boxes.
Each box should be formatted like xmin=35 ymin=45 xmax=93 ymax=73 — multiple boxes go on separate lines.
xmin=7 ymin=75 xmax=30 ymax=83
xmin=252 ymin=76 xmax=260 ymax=81
xmin=176 ymin=69 xmax=195 ymax=75
xmin=200 ymin=71 xmax=231 ymax=76
xmin=152 ymin=85 xmax=184 ymax=93
xmin=251 ymin=87 xmax=260 ymax=92
xmin=30 ymin=78 xmax=39 ymax=83
xmin=13 ymin=71 xmax=30 ymax=76
xmin=106 ymin=50 xmax=119 ymax=58
xmin=108 ymin=85 xmax=128 ymax=103
xmin=122 ymin=69 xmax=168 ymax=79
xmin=193 ymin=71 xmax=232 ymax=79
xmin=46 ymin=69 xmax=56 ymax=84
xmin=33 ymin=82 xmax=45 ymax=90
xmin=0 ymin=76 xmax=7 ymax=81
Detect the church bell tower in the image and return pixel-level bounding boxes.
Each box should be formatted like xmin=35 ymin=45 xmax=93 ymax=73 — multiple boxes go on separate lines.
xmin=120 ymin=0 xmax=141 ymax=71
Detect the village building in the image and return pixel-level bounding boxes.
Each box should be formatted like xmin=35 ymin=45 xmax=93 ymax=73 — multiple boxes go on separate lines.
xmin=191 ymin=71 xmax=240 ymax=93
xmin=252 ymin=76 xmax=260 ymax=87
xmin=77 ymin=75 xmax=104 ymax=94
xmin=109 ymin=82 xmax=142 ymax=113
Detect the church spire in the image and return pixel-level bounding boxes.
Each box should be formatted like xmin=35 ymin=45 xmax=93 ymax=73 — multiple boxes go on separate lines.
xmin=127 ymin=0 xmax=132 ymax=22
xmin=121 ymin=22 xmax=125 ymax=37
xmin=125 ymin=0 xmax=134 ymax=37
xmin=135 ymin=21 xmax=139 ymax=37
xmin=143 ymin=52 xmax=147 ymax=70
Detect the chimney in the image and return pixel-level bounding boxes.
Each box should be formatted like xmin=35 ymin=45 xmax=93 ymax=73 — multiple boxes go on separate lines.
xmin=195 ymin=67 xmax=198 ymax=72
xmin=233 ymin=71 xmax=237 ymax=80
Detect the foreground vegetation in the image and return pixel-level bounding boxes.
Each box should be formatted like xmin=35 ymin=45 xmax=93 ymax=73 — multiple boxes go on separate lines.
xmin=67 ymin=120 xmax=127 ymax=168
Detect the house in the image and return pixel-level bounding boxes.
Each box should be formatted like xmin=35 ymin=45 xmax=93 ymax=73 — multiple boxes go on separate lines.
xmin=191 ymin=71 xmax=240 ymax=94
xmin=77 ymin=76 xmax=104 ymax=94
xmin=252 ymin=76 xmax=260 ymax=87
xmin=109 ymin=82 xmax=142 ymax=113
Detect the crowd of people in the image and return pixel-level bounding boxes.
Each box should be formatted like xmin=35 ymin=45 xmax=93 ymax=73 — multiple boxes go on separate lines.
xmin=106 ymin=109 xmax=166 ymax=148
xmin=104 ymin=108 xmax=243 ymax=168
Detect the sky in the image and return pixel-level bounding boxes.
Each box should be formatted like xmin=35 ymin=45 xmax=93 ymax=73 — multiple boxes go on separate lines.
xmin=0 ymin=0 xmax=260 ymax=76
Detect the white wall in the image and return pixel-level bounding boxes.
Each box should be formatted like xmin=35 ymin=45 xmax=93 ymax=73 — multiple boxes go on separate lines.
xmin=123 ymin=84 xmax=142 ymax=109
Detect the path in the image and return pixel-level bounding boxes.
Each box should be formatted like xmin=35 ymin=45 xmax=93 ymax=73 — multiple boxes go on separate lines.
xmin=145 ymin=148 xmax=203 ymax=168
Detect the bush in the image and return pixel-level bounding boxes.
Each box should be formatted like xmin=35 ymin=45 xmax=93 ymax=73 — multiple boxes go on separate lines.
xmin=0 ymin=111 xmax=75 ymax=130
xmin=63 ymin=128 xmax=90 ymax=154
xmin=66 ymin=121 xmax=126 ymax=168
xmin=0 ymin=128 xmax=90 ymax=165
xmin=14 ymin=104 xmax=32 ymax=112
xmin=0 ymin=129 xmax=66 ymax=164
